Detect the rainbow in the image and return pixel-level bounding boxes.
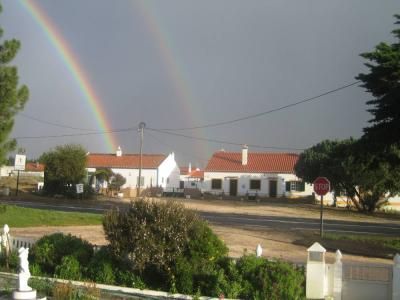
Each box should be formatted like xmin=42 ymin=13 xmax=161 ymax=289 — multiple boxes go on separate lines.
xmin=134 ymin=2 xmax=209 ymax=159
xmin=18 ymin=0 xmax=118 ymax=152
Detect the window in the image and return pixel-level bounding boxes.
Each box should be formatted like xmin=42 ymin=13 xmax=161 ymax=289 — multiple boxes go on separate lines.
xmin=211 ymin=179 xmax=222 ymax=189
xmin=191 ymin=182 xmax=196 ymax=187
xmin=249 ymin=179 xmax=261 ymax=190
xmin=167 ymin=177 xmax=170 ymax=184
xmin=137 ymin=176 xmax=144 ymax=187
xmin=285 ymin=181 xmax=305 ymax=192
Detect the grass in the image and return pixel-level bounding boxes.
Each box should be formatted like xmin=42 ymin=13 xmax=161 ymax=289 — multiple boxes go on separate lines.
xmin=294 ymin=232 xmax=400 ymax=259
xmin=323 ymin=233 xmax=400 ymax=253
xmin=0 ymin=205 xmax=102 ymax=227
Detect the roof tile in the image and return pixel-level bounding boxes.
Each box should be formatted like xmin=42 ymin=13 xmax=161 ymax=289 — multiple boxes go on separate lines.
xmin=205 ymin=151 xmax=299 ymax=173
xmin=87 ymin=154 xmax=166 ymax=169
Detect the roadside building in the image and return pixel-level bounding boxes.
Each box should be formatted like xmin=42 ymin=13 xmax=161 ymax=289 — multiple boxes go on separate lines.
xmin=86 ymin=147 xmax=180 ymax=196
xmin=203 ymin=146 xmax=312 ymax=198
xmin=179 ymin=163 xmax=204 ymax=189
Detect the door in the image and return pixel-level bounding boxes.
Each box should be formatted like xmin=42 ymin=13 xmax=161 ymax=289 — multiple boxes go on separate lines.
xmin=269 ymin=180 xmax=277 ymax=197
xmin=229 ymin=179 xmax=238 ymax=196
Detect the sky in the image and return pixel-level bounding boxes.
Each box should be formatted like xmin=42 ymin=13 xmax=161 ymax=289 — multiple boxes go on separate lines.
xmin=2 ymin=0 xmax=400 ymax=167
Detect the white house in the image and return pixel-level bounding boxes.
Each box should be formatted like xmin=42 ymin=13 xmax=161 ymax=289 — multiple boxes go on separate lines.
xmin=179 ymin=163 xmax=204 ymax=189
xmin=0 ymin=163 xmax=44 ymax=177
xmin=203 ymin=146 xmax=313 ymax=198
xmin=86 ymin=147 xmax=180 ymax=196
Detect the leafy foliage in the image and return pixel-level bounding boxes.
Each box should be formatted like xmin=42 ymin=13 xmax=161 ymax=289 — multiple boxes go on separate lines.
xmin=0 ymin=3 xmax=29 ymax=164
xmin=235 ymin=255 xmax=305 ymax=300
xmin=40 ymin=144 xmax=88 ymax=195
xmin=295 ymin=139 xmax=400 ymax=211
xmin=357 ymin=15 xmax=400 ymax=151
xmin=30 ymin=233 xmax=93 ymax=276
xmin=109 ymin=173 xmax=126 ymax=192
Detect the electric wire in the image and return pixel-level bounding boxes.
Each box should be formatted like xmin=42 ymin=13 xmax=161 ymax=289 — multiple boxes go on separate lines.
xmin=154 ymin=81 xmax=361 ymax=131
xmin=147 ymin=128 xmax=305 ymax=151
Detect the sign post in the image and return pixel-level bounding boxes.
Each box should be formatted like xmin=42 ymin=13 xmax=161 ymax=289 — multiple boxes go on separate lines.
xmin=313 ymin=177 xmax=330 ymax=238
xmin=14 ymin=154 xmax=26 ymax=196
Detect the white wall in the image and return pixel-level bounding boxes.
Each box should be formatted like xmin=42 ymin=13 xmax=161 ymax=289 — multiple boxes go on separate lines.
xmin=203 ymin=171 xmax=313 ymax=197
xmin=0 ymin=166 xmax=15 ymax=177
xmin=157 ymin=153 xmax=180 ymax=188
xmin=87 ymin=167 xmax=158 ymax=189
xmin=111 ymin=168 xmax=158 ymax=189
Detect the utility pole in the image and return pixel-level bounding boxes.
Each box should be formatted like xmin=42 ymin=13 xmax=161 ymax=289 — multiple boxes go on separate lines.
xmin=137 ymin=122 xmax=146 ymax=197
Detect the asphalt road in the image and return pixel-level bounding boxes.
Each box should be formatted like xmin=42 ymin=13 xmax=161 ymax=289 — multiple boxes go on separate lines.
xmin=1 ymin=199 xmax=400 ymax=236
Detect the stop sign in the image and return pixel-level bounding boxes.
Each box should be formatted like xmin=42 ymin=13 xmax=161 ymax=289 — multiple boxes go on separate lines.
xmin=313 ymin=177 xmax=330 ymax=196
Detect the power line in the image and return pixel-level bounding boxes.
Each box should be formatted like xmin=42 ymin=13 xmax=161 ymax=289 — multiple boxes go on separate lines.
xmin=147 ymin=127 xmax=305 ymax=151
xmin=154 ymin=81 xmax=361 ymax=131
xmin=146 ymin=130 xmax=210 ymax=164
xmin=19 ymin=113 xmax=98 ymax=131
xmin=14 ymin=127 xmax=136 ymax=140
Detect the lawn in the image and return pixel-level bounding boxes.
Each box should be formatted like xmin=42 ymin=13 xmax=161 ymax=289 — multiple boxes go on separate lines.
xmin=294 ymin=232 xmax=400 ymax=259
xmin=0 ymin=205 xmax=102 ymax=227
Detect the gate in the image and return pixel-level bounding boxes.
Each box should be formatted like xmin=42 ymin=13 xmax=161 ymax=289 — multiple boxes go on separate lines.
xmin=342 ymin=264 xmax=393 ymax=300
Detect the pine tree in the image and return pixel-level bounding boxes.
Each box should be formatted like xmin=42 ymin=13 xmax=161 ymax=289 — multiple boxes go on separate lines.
xmin=357 ymin=14 xmax=400 ymax=150
xmin=0 ymin=3 xmax=29 ymax=164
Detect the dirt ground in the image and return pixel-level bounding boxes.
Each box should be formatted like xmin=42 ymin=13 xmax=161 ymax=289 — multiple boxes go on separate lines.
xmin=9 ymin=197 xmax=400 ymax=266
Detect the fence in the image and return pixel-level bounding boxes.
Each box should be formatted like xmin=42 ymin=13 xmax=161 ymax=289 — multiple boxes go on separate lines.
xmin=306 ymin=242 xmax=400 ymax=300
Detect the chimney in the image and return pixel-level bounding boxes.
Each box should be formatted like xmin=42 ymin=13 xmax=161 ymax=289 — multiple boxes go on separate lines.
xmin=188 ymin=162 xmax=192 ymax=173
xmin=242 ymin=145 xmax=248 ymax=165
xmin=116 ymin=146 xmax=122 ymax=157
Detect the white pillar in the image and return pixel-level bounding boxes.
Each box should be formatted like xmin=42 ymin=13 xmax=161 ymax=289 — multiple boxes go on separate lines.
xmin=393 ymin=253 xmax=400 ymax=300
xmin=333 ymin=250 xmax=343 ymax=300
xmin=306 ymin=242 xmax=326 ymax=299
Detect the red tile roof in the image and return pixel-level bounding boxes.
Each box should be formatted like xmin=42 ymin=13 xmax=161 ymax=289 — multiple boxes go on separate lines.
xmin=25 ymin=162 xmax=45 ymax=172
xmin=189 ymin=169 xmax=204 ymax=179
xmin=205 ymin=151 xmax=299 ymax=173
xmin=180 ymin=166 xmax=189 ymax=175
xmin=87 ymin=154 xmax=166 ymax=169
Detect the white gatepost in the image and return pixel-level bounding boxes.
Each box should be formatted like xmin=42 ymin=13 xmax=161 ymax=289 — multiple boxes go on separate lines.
xmin=306 ymin=242 xmax=327 ymax=299
xmin=394 ymin=253 xmax=400 ymax=300
xmin=333 ymin=250 xmax=343 ymax=300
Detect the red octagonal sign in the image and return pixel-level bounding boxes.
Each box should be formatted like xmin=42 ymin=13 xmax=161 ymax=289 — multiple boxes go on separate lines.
xmin=313 ymin=177 xmax=331 ymax=196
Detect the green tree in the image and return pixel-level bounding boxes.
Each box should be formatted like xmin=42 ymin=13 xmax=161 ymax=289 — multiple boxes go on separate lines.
xmin=357 ymin=14 xmax=400 ymax=151
xmin=109 ymin=173 xmax=126 ymax=193
xmin=40 ymin=144 xmax=87 ymax=195
xmin=295 ymin=139 xmax=400 ymax=212
xmin=0 ymin=3 xmax=29 ymax=164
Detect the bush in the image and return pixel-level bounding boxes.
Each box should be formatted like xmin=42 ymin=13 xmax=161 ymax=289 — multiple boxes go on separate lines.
xmin=0 ymin=249 xmax=19 ymax=272
xmin=30 ymin=233 xmax=93 ymax=276
xmin=87 ymin=247 xmax=116 ymax=285
xmin=55 ymin=255 xmax=82 ymax=280
xmin=103 ymin=199 xmax=229 ymax=293
xmin=235 ymin=255 xmax=306 ymax=300
xmin=103 ymin=199 xmax=198 ymax=274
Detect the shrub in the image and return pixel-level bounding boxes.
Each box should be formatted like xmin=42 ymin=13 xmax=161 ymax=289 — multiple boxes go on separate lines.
xmin=30 ymin=233 xmax=93 ymax=276
xmin=236 ymin=255 xmax=306 ymax=300
xmin=103 ymin=199 xmax=198 ymax=274
xmin=103 ymin=199 xmax=230 ymax=293
xmin=55 ymin=255 xmax=82 ymax=280
xmin=87 ymin=247 xmax=116 ymax=285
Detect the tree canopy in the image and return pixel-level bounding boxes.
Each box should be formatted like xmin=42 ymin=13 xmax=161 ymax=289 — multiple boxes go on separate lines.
xmin=295 ymin=139 xmax=400 ymax=211
xmin=0 ymin=3 xmax=29 ymax=164
xmin=358 ymin=14 xmax=400 ymax=151
xmin=40 ymin=144 xmax=88 ymax=195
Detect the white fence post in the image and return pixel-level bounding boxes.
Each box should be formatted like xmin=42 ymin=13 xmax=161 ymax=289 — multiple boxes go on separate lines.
xmin=306 ymin=242 xmax=327 ymax=299
xmin=394 ymin=253 xmax=400 ymax=300
xmin=333 ymin=250 xmax=343 ymax=300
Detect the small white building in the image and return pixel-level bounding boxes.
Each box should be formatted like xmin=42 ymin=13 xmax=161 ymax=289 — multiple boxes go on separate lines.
xmin=179 ymin=163 xmax=204 ymax=189
xmin=203 ymin=146 xmax=313 ymax=198
xmin=86 ymin=147 xmax=180 ymax=195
